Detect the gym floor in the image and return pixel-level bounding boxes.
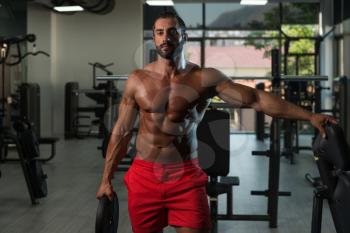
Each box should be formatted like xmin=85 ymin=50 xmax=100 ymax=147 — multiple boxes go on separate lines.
xmin=0 ymin=134 xmax=336 ymax=233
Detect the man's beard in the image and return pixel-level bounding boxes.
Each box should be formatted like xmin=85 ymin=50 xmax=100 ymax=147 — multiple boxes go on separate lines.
xmin=155 ymin=42 xmax=179 ymax=60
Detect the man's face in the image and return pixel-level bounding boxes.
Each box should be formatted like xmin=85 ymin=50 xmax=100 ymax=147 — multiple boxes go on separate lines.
xmin=153 ymin=17 xmax=185 ymax=60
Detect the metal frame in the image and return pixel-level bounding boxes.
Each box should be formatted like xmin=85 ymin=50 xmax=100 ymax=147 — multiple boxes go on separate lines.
xmin=207 ymin=50 xmax=292 ymax=233
xmin=2 ymin=137 xmax=58 ymax=163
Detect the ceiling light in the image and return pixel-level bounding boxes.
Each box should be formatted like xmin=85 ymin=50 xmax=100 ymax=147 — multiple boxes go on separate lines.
xmin=240 ymin=0 xmax=268 ymax=5
xmin=146 ymin=0 xmax=174 ymax=6
xmin=53 ymin=5 xmax=84 ymax=12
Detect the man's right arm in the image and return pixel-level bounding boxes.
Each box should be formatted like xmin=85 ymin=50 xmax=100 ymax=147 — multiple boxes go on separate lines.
xmin=97 ymin=72 xmax=139 ymax=199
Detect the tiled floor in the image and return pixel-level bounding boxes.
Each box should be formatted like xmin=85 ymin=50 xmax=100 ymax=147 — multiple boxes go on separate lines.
xmin=0 ymin=134 xmax=336 ymax=233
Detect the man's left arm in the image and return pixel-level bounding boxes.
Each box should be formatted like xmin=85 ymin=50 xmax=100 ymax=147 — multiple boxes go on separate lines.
xmin=209 ymin=69 xmax=337 ymax=137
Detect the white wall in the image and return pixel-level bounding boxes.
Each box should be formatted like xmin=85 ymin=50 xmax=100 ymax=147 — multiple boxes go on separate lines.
xmin=27 ymin=0 xmax=143 ymax=136
xmin=27 ymin=5 xmax=53 ymax=136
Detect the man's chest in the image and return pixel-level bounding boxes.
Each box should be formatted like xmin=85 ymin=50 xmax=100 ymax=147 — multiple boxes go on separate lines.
xmin=134 ymin=75 xmax=208 ymax=113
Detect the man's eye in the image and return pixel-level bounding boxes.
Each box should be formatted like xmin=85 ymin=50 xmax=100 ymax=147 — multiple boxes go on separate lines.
xmin=157 ymin=31 xmax=163 ymax=35
xmin=169 ymin=29 xmax=179 ymax=36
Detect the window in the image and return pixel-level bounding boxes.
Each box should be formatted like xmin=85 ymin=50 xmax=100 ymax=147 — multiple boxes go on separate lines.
xmin=143 ymin=2 xmax=320 ymax=132
xmin=206 ymin=3 xmax=279 ymax=30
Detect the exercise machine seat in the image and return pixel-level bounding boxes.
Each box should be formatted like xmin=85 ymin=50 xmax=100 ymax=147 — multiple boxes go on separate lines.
xmin=197 ymin=109 xmax=230 ymax=176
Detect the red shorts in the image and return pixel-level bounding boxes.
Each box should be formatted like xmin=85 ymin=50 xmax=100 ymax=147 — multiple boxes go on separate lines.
xmin=123 ymin=157 xmax=211 ymax=233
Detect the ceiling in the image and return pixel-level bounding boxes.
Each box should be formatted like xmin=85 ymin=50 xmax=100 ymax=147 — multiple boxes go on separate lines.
xmin=29 ymin=0 xmax=320 ymax=5
xmin=27 ymin=0 xmax=115 ymax=14
xmin=173 ymin=0 xmax=319 ymax=3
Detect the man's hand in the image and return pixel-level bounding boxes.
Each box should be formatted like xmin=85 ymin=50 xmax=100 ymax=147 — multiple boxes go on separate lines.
xmin=310 ymin=113 xmax=337 ymax=138
xmin=96 ymin=182 xmax=114 ymax=201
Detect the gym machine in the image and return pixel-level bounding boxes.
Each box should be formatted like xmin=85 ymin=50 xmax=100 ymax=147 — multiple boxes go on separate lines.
xmin=281 ymin=76 xmax=329 ymax=164
xmin=280 ymin=28 xmax=334 ymax=164
xmin=311 ymin=123 xmax=350 ymax=233
xmin=332 ymin=76 xmax=350 ymax=145
xmin=305 ymin=76 xmax=349 ymax=188
xmin=0 ymin=35 xmax=58 ymax=163
xmin=64 ymin=62 xmax=121 ymax=139
xmin=65 ymin=71 xmax=136 ymax=168
xmin=201 ymin=50 xmax=291 ymax=232
xmin=1 ymin=83 xmax=59 ymax=163
xmin=0 ymin=34 xmax=50 ymax=205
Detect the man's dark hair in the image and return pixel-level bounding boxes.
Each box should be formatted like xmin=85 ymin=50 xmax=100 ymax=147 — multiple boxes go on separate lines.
xmin=153 ymin=11 xmax=187 ymax=33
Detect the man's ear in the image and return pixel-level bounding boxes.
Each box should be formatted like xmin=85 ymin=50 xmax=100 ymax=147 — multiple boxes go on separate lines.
xmin=183 ymin=32 xmax=188 ymax=42
xmin=180 ymin=32 xmax=188 ymax=46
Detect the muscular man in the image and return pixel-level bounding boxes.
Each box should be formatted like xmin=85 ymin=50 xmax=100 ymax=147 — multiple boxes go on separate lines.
xmin=97 ymin=12 xmax=336 ymax=233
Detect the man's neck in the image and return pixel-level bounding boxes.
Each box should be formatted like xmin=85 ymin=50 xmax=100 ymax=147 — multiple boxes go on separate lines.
xmin=156 ymin=52 xmax=187 ymax=77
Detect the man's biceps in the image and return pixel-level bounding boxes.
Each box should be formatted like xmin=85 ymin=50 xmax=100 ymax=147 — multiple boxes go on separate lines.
xmin=216 ymin=80 xmax=246 ymax=98
xmin=119 ymin=102 xmax=139 ymax=115
xmin=118 ymin=107 xmax=138 ymax=124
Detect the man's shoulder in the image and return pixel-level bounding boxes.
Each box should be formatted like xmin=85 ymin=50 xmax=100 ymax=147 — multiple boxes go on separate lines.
xmin=186 ymin=61 xmax=200 ymax=70
xmin=182 ymin=62 xmax=205 ymax=76
xmin=191 ymin=67 xmax=229 ymax=88
xmin=128 ymin=68 xmax=150 ymax=81
xmin=129 ymin=63 xmax=157 ymax=77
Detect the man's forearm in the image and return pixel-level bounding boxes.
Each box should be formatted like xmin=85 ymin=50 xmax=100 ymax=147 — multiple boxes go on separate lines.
xmin=101 ymin=133 xmax=132 ymax=184
xmin=255 ymin=90 xmax=313 ymax=121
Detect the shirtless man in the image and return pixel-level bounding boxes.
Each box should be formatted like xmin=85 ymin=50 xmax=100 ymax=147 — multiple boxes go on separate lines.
xmin=96 ymin=12 xmax=336 ymax=233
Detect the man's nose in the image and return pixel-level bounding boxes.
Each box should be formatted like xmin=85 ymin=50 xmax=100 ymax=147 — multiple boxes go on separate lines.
xmin=166 ymin=37 xmax=173 ymax=44
xmin=162 ymin=32 xmax=172 ymax=43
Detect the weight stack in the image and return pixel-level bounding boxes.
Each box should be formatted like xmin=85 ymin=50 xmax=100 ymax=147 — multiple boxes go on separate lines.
xmin=65 ymin=82 xmax=79 ymax=139
xmin=19 ymin=83 xmax=41 ymax=137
